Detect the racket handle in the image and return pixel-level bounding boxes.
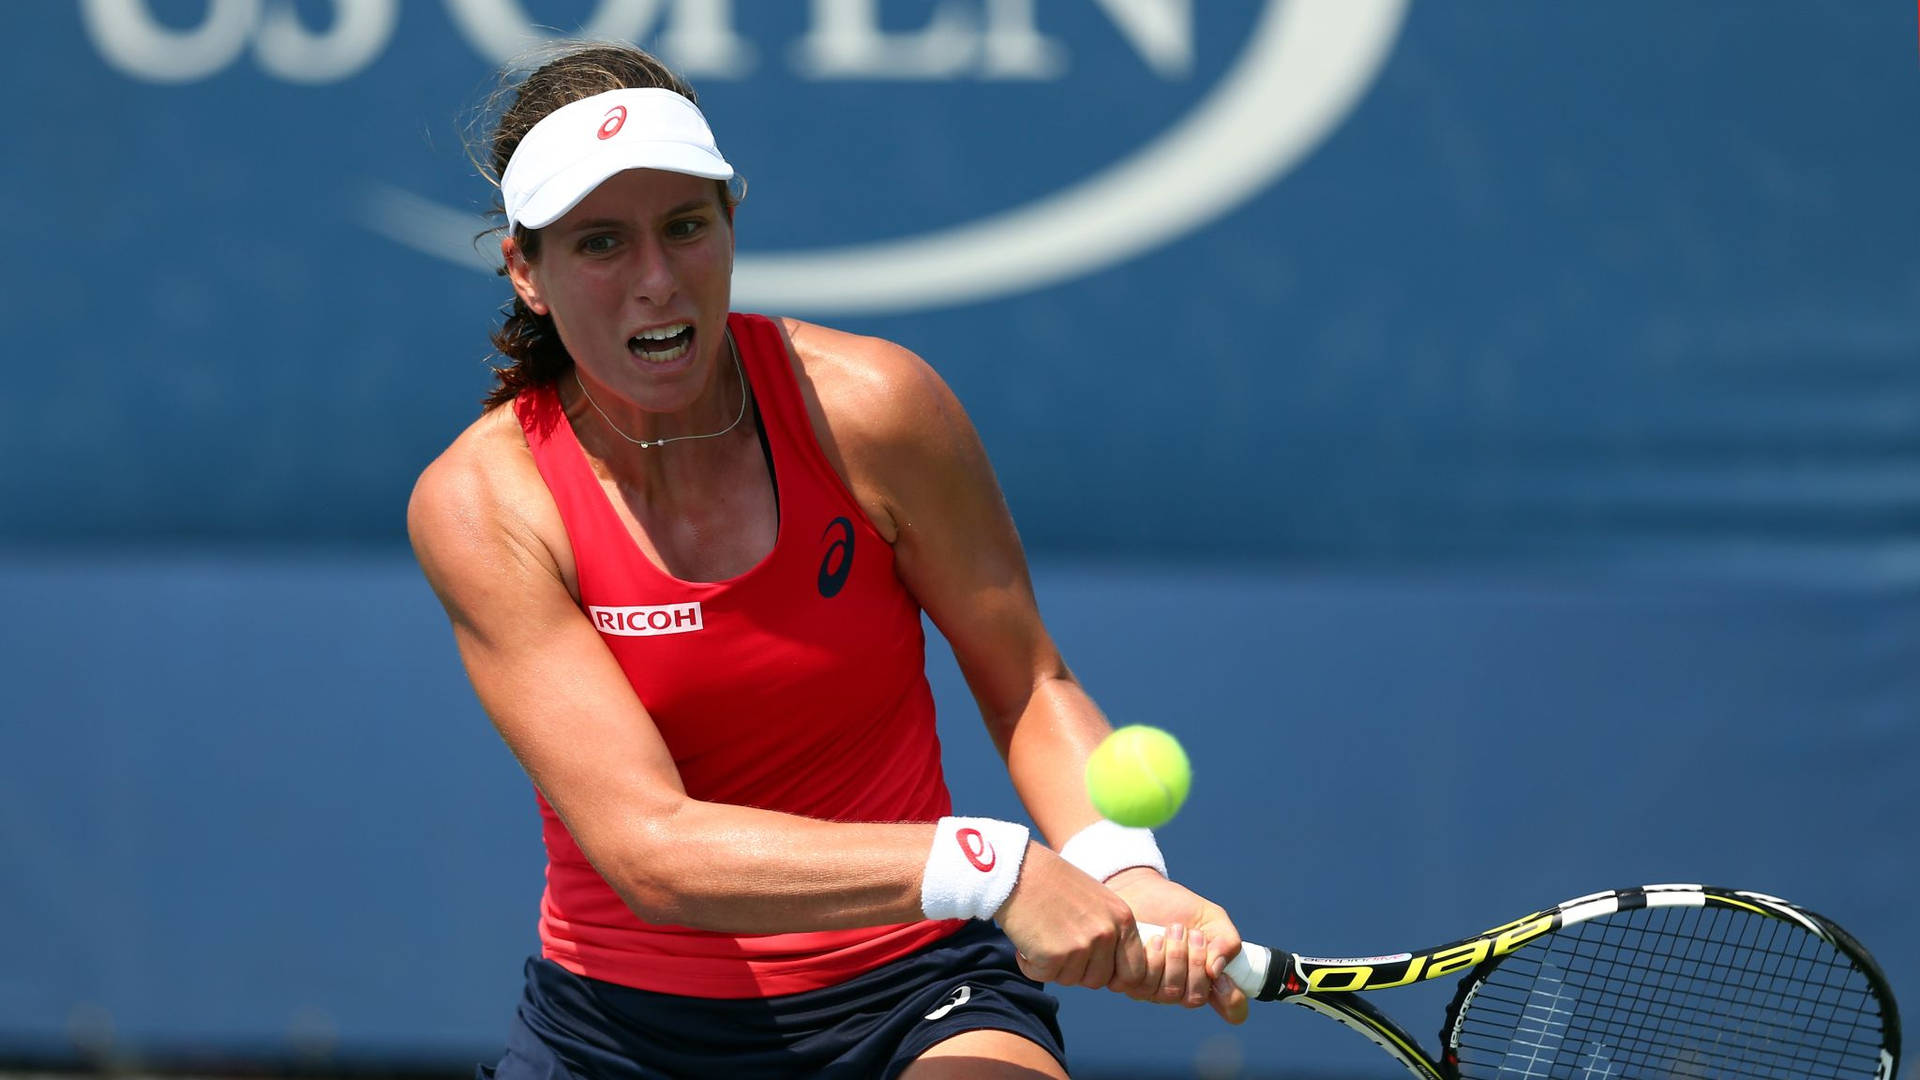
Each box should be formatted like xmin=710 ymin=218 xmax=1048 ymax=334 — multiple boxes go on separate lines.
xmin=1136 ymin=922 xmax=1275 ymax=997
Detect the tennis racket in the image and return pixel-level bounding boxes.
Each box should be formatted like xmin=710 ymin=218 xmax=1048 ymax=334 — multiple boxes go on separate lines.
xmin=1144 ymin=883 xmax=1900 ymax=1079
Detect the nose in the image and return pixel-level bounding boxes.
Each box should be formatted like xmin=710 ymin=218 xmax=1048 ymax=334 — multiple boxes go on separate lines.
xmin=629 ymin=235 xmax=678 ymax=306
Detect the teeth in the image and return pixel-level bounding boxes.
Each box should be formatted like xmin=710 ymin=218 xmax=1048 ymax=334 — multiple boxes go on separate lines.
xmin=633 ymin=323 xmax=691 ymax=342
xmin=628 ymin=333 xmax=693 ymax=363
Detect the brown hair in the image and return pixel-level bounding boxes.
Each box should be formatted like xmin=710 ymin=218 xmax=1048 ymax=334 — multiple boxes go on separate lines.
xmin=470 ymin=44 xmax=739 ymax=410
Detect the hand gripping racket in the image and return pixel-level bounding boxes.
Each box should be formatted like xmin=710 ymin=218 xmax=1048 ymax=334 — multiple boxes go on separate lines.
xmin=1145 ymin=884 xmax=1900 ymax=1079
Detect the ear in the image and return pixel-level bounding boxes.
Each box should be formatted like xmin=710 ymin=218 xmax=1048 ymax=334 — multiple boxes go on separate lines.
xmin=502 ymin=234 xmax=549 ymax=316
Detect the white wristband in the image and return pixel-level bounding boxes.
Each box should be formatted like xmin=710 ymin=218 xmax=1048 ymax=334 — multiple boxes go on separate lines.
xmin=920 ymin=816 xmax=1030 ymax=922
xmin=1059 ymin=819 xmax=1167 ymax=883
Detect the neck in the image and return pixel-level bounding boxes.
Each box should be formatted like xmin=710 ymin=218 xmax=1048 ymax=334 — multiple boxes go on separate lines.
xmin=566 ymin=331 xmax=748 ymax=461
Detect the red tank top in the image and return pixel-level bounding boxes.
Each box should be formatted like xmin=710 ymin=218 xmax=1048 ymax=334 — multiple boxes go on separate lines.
xmin=513 ymin=312 xmax=961 ymax=998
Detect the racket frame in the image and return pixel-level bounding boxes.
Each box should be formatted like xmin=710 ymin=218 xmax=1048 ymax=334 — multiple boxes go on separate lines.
xmin=1160 ymin=883 xmax=1902 ymax=1080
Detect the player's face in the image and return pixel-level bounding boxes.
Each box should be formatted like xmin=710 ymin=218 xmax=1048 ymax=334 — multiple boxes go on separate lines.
xmin=509 ymin=168 xmax=734 ymax=418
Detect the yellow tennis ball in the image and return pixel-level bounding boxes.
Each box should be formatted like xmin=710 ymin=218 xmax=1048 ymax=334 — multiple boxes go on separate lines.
xmin=1085 ymin=725 xmax=1191 ymax=828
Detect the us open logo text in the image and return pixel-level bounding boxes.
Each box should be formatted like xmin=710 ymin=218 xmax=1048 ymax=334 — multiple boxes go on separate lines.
xmin=81 ymin=0 xmax=1406 ymax=315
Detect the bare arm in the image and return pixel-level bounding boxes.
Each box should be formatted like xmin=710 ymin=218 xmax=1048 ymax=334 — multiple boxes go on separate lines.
xmin=863 ymin=367 xmax=1109 ymax=849
xmin=407 ymin=422 xmax=939 ymax=934
xmin=813 ymin=329 xmax=1245 ymax=1020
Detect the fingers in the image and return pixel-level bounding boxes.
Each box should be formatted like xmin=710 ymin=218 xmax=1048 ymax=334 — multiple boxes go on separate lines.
xmin=1139 ymin=925 xmax=1216 ymax=1009
xmin=1098 ymin=916 xmax=1239 ymax=1019
xmin=1039 ymin=927 xmax=1117 ymax=990
xmin=1017 ymin=945 xmax=1095 ymax=990
xmin=1157 ymin=925 xmax=1186 ymax=1003
xmin=1198 ymin=917 xmax=1247 ymax=1022
xmin=1106 ymin=920 xmax=1147 ymax=994
xmin=1070 ymin=936 xmax=1108 ymax=990
xmin=1122 ymin=925 xmax=1166 ymax=1001
xmin=1153 ymin=924 xmax=1191 ymax=1005
xmin=997 ymin=847 xmax=1131 ymax=993
xmin=1181 ymin=929 xmax=1212 ymax=1007
xmin=1101 ymin=877 xmax=1247 ymax=1021
xmin=1014 ymin=949 xmax=1050 ymax=984
xmin=1001 ymin=853 xmax=1231 ymax=1010
xmin=1210 ymin=970 xmax=1250 ymax=1025
xmin=1203 ymin=927 xmax=1244 ymax=982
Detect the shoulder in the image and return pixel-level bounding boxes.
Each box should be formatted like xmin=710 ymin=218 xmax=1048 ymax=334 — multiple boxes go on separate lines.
xmin=772 ymin=317 xmax=989 ymax=541
xmin=776 ymin=316 xmax=971 ymax=454
xmin=408 ymin=400 xmax=572 ymax=606
xmin=408 ymin=402 xmax=536 ymax=531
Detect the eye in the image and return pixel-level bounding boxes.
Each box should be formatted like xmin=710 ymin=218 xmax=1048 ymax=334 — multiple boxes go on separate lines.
xmin=666 ymin=216 xmax=707 ymax=240
xmin=579 ymin=233 xmax=618 ymax=255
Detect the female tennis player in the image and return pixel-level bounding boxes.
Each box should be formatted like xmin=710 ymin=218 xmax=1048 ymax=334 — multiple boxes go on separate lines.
xmin=408 ymin=43 xmax=1246 ymax=1079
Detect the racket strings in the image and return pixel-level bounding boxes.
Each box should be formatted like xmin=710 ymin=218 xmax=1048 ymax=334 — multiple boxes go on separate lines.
xmin=1450 ymin=905 xmax=1887 ymax=1079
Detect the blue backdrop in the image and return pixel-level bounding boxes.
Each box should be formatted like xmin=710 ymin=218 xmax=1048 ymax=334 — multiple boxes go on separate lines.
xmin=3 ymin=3 xmax=1915 ymax=1077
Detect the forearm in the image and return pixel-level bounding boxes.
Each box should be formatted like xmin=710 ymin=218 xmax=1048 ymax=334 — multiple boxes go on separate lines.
xmin=995 ymin=673 xmax=1114 ymax=849
xmin=578 ymin=800 xmax=948 ymax=932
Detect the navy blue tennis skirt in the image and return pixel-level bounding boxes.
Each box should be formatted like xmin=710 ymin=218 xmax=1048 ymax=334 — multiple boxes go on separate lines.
xmin=478 ymin=921 xmax=1065 ymax=1079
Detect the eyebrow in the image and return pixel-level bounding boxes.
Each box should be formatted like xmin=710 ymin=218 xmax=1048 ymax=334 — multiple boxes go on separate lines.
xmin=560 ymin=201 xmax=716 ymax=234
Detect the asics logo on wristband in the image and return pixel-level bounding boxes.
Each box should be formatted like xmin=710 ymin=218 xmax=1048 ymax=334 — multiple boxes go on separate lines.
xmin=957 ymin=828 xmax=996 ymax=872
xmin=921 ymin=817 xmax=1026 ymax=922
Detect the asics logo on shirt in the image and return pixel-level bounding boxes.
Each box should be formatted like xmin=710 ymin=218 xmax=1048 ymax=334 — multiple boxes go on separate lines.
xmin=817 ymin=517 xmax=855 ymax=597
xmin=924 ymin=985 xmax=972 ymax=1020
xmin=587 ymin=602 xmax=704 ymax=637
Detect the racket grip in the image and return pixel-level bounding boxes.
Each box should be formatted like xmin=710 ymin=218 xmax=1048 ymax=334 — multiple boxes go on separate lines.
xmin=1136 ymin=922 xmax=1274 ymax=997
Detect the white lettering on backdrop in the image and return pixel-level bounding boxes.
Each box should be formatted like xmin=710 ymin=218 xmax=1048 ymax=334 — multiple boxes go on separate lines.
xmin=78 ymin=0 xmax=1192 ymax=83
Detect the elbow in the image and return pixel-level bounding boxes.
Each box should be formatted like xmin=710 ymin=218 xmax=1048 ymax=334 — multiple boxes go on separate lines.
xmin=614 ymin=881 xmax=686 ymax=927
xmin=983 ymin=671 xmax=1081 ymax=742
xmin=589 ymin=808 xmax=705 ymax=927
xmin=601 ymin=854 xmax=682 ymax=924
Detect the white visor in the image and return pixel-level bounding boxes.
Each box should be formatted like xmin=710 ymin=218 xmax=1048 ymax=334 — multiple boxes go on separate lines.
xmin=501 ymin=87 xmax=734 ymax=232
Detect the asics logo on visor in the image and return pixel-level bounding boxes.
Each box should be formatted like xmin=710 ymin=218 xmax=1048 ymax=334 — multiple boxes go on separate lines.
xmin=598 ymin=105 xmax=626 ymax=140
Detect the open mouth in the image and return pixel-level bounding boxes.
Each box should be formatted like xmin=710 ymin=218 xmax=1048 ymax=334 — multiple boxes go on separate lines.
xmin=628 ymin=323 xmax=694 ymax=364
